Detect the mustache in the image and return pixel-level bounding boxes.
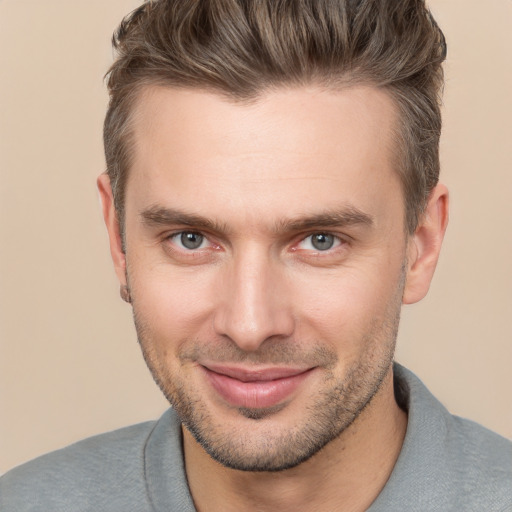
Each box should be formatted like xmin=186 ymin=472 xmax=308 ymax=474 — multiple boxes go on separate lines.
xmin=178 ymin=340 xmax=338 ymax=369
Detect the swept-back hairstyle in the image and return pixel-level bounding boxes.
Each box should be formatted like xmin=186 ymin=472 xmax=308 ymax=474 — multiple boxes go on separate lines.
xmin=104 ymin=0 xmax=446 ymax=233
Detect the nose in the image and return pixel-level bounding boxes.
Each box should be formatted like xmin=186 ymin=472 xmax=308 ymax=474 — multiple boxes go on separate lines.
xmin=213 ymin=246 xmax=294 ymax=352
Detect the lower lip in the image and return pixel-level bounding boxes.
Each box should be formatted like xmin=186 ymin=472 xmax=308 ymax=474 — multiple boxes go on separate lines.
xmin=202 ymin=367 xmax=312 ymax=409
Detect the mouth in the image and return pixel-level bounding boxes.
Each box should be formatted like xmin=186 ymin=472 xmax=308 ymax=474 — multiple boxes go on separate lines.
xmin=200 ymin=363 xmax=315 ymax=409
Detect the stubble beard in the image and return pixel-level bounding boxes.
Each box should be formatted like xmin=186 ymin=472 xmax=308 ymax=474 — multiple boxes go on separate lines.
xmin=132 ymin=304 xmax=401 ymax=473
xmin=128 ymin=257 xmax=406 ymax=472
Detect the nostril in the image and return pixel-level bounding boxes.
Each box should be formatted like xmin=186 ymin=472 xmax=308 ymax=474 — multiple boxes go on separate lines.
xmin=212 ymin=301 xmax=294 ymax=352
xmin=212 ymin=255 xmax=294 ymax=350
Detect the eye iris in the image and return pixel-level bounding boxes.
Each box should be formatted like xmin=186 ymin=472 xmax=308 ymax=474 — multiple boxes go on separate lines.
xmin=312 ymin=233 xmax=334 ymax=251
xmin=180 ymin=232 xmax=203 ymax=249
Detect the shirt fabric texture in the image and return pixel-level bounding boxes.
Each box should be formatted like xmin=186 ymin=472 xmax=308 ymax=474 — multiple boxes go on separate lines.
xmin=1 ymin=364 xmax=511 ymax=511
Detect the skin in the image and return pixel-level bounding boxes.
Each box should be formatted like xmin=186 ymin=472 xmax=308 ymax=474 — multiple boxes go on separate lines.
xmin=98 ymin=85 xmax=448 ymax=511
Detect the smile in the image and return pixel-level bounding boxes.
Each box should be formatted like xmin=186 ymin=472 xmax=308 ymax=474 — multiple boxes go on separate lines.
xmin=200 ymin=364 xmax=315 ymax=409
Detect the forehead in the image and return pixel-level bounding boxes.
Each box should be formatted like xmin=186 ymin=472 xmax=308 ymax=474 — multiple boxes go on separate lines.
xmin=125 ymin=85 xmax=402 ymax=231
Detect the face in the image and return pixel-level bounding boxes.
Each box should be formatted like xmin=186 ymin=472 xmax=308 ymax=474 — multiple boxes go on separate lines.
xmin=111 ymin=86 xmax=412 ymax=471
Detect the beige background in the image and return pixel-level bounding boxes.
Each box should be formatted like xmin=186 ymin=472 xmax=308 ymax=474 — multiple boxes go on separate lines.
xmin=1 ymin=0 xmax=511 ymax=475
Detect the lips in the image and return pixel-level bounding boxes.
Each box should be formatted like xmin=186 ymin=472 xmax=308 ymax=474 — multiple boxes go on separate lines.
xmin=201 ymin=363 xmax=313 ymax=409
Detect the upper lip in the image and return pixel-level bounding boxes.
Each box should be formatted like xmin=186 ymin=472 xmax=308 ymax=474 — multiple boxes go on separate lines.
xmin=201 ymin=363 xmax=313 ymax=382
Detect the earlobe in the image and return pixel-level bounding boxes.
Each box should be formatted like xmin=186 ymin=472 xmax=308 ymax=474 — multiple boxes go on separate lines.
xmin=403 ymin=184 xmax=449 ymax=305
xmin=97 ymin=173 xmax=127 ymax=288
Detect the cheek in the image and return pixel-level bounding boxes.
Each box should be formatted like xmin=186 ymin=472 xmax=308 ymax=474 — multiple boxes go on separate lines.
xmin=129 ymin=263 xmax=217 ymax=344
xmin=290 ymin=267 xmax=399 ymax=349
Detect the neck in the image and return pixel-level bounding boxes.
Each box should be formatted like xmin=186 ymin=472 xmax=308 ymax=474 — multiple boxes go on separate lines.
xmin=183 ymin=368 xmax=407 ymax=512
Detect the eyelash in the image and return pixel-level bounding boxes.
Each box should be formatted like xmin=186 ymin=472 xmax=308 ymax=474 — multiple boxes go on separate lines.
xmin=164 ymin=230 xmax=347 ymax=255
xmin=295 ymin=233 xmax=344 ymax=252
xmin=169 ymin=231 xmax=210 ymax=250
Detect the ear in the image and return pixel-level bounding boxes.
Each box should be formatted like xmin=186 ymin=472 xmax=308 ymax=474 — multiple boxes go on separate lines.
xmin=403 ymin=184 xmax=449 ymax=304
xmin=97 ymin=173 xmax=127 ymax=288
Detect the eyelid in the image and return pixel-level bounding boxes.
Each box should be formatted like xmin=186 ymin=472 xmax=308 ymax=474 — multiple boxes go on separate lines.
xmin=293 ymin=232 xmax=347 ymax=252
xmin=162 ymin=229 xmax=348 ymax=255
xmin=171 ymin=231 xmax=208 ymax=250
xmin=164 ymin=229 xmax=223 ymax=254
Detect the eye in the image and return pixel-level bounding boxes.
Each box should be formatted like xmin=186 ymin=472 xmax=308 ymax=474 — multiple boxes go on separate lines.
xmin=298 ymin=233 xmax=341 ymax=251
xmin=171 ymin=231 xmax=208 ymax=250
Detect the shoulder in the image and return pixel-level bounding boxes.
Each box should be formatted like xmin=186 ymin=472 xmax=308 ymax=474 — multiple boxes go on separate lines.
xmin=374 ymin=365 xmax=512 ymax=511
xmin=0 ymin=414 xmax=172 ymax=512
xmin=445 ymin=415 xmax=512 ymax=506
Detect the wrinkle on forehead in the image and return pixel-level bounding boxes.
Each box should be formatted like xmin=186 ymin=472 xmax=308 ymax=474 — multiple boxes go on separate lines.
xmin=139 ymin=204 xmax=374 ymax=239
xmin=130 ymin=84 xmax=397 ymax=166
xmin=124 ymin=84 xmax=404 ymax=236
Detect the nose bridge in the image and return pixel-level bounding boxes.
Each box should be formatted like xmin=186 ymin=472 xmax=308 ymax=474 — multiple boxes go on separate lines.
xmin=213 ymin=243 xmax=293 ymax=351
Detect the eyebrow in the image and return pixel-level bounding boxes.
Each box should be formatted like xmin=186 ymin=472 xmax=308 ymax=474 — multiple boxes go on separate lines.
xmin=140 ymin=205 xmax=373 ymax=235
xmin=274 ymin=207 xmax=373 ymax=233
xmin=140 ymin=206 xmax=229 ymax=233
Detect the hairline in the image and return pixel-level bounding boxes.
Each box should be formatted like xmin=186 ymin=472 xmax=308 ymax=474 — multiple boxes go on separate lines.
xmin=110 ymin=78 xmax=417 ymax=241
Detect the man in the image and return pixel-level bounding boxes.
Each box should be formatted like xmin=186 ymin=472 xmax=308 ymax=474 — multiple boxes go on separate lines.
xmin=1 ymin=0 xmax=510 ymax=510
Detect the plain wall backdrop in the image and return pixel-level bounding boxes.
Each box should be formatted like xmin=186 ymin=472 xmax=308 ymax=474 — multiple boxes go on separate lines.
xmin=1 ymin=0 xmax=511 ymax=474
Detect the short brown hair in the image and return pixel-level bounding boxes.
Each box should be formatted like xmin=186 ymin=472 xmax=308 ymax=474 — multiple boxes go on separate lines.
xmin=104 ymin=0 xmax=446 ymax=233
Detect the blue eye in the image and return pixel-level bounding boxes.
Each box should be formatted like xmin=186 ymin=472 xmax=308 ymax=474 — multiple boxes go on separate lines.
xmin=298 ymin=233 xmax=341 ymax=251
xmin=310 ymin=234 xmax=335 ymax=251
xmin=173 ymin=232 xmax=206 ymax=250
